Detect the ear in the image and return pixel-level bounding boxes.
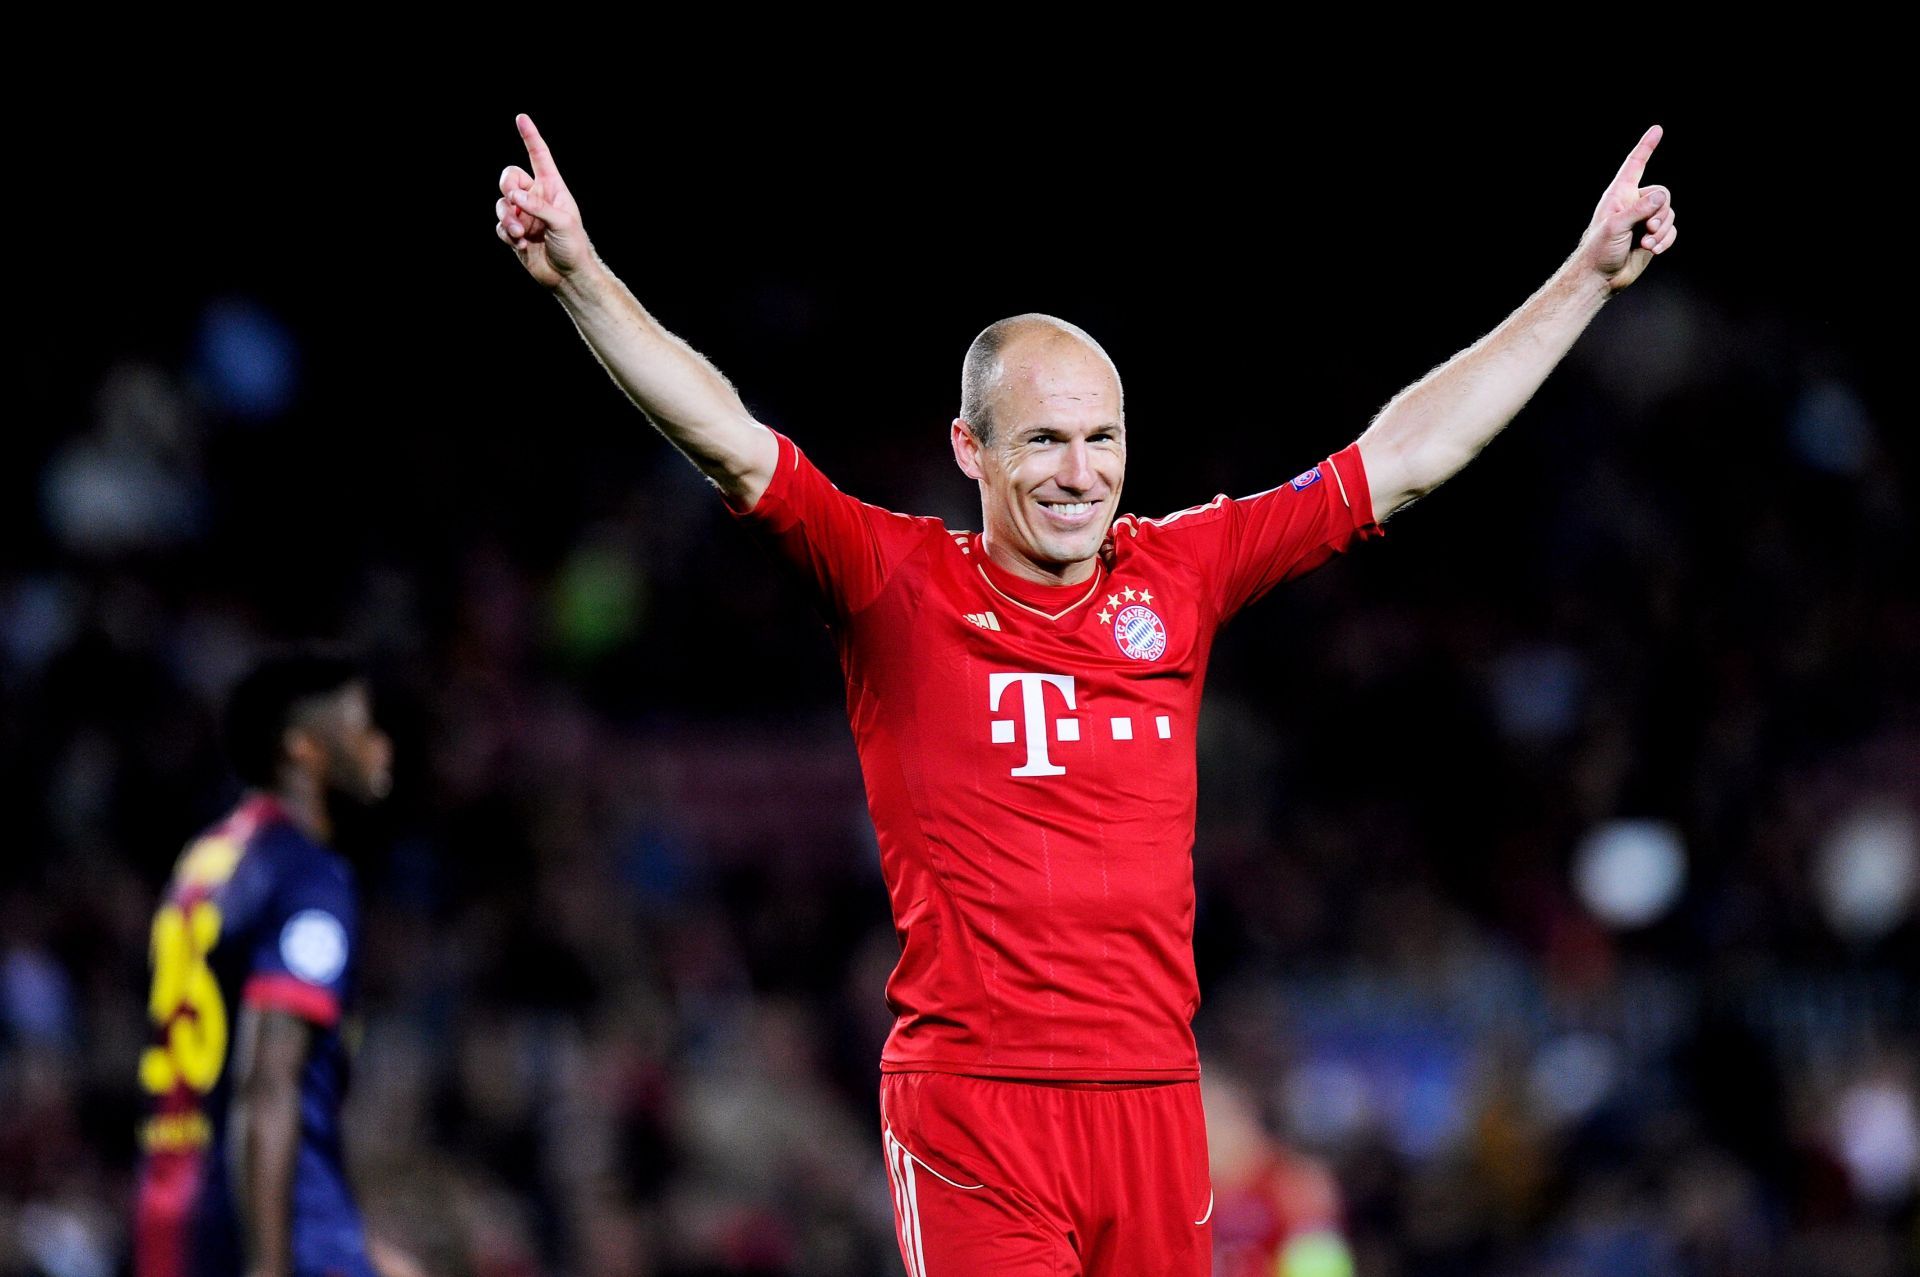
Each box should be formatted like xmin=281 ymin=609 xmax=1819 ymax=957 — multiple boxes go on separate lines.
xmin=950 ymin=418 xmax=985 ymax=481
xmin=281 ymin=725 xmax=324 ymax=773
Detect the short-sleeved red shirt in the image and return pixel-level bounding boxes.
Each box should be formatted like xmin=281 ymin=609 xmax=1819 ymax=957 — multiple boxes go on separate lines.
xmin=738 ymin=433 xmax=1379 ymax=1080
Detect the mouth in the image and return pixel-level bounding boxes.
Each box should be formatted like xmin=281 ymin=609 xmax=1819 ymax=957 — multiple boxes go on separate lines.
xmin=1035 ymin=498 xmax=1102 ymax=530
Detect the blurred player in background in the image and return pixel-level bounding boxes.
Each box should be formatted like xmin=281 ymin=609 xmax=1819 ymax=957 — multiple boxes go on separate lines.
xmin=132 ymin=651 xmax=421 ymax=1277
xmin=1203 ymin=1071 xmax=1354 ymax=1277
xmin=495 ymin=114 xmax=1675 ymax=1275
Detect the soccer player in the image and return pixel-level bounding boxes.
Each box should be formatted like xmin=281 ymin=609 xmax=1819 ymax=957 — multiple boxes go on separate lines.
xmin=1203 ymin=1071 xmax=1354 ymax=1277
xmin=495 ymin=115 xmax=1676 ymax=1276
xmin=133 ymin=651 xmax=418 ymax=1277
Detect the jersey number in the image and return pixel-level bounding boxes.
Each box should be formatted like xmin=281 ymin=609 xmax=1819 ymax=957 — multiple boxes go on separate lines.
xmin=139 ymin=900 xmax=227 ymax=1095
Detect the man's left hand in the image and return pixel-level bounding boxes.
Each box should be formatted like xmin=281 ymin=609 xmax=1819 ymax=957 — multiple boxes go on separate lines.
xmin=1580 ymin=124 xmax=1678 ymax=291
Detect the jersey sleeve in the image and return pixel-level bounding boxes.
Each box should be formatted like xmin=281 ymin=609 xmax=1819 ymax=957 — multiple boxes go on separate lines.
xmin=240 ymin=856 xmax=355 ymax=1029
xmin=1142 ymin=442 xmax=1382 ymax=623
xmin=727 ymin=430 xmax=934 ymax=622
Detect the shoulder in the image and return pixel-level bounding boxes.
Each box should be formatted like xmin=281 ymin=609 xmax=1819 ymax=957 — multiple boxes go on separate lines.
xmin=745 ymin=434 xmax=952 ymax=533
xmin=918 ymin=525 xmax=992 ymax=586
xmin=168 ymin=798 xmax=285 ymax=918
xmin=885 ymin=507 xmax=954 ymax=539
xmin=247 ymin=821 xmax=356 ymax=920
xmin=1105 ymin=497 xmax=1240 ymax=570
xmin=1110 ymin=470 xmax=1334 ymax=549
xmin=1111 ymin=496 xmax=1236 ymax=543
xmin=256 ymin=834 xmax=358 ymax=987
xmin=860 ymin=500 xmax=962 ymax=566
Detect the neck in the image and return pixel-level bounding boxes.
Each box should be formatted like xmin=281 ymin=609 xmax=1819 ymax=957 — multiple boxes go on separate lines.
xmin=980 ymin=529 xmax=1100 ymax=587
xmin=270 ymin=772 xmax=332 ymax=845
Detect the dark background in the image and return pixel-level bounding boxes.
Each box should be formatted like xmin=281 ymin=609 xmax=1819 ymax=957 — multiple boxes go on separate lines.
xmin=5 ymin=66 xmax=1913 ymax=1276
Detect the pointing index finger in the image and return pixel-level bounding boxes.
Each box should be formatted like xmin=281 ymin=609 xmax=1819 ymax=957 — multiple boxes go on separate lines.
xmin=518 ymin=113 xmax=559 ymax=179
xmin=1609 ymin=123 xmax=1663 ymax=193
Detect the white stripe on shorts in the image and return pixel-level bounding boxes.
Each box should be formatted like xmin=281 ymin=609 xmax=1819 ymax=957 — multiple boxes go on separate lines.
xmin=883 ymin=1125 xmax=990 ymax=1275
xmin=904 ymin=1142 xmax=926 ymax=1276
xmin=884 ymin=1131 xmax=918 ymax=1277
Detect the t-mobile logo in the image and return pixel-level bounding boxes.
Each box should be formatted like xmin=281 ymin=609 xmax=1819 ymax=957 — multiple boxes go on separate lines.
xmin=989 ymin=673 xmax=1077 ymax=777
xmin=986 ymin=673 xmax=1176 ymax=778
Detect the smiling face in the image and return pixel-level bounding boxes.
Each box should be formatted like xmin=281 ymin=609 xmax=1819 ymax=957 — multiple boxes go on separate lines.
xmin=951 ymin=326 xmax=1126 ymax=586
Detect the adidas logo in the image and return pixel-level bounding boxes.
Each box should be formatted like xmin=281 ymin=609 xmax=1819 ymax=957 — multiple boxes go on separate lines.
xmin=964 ymin=611 xmax=1002 ymax=632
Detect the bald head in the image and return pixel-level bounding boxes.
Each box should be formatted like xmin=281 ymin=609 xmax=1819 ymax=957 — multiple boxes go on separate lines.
xmin=958 ymin=314 xmax=1123 ymax=446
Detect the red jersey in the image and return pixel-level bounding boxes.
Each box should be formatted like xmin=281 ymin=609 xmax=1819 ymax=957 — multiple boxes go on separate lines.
xmin=737 ymin=433 xmax=1379 ymax=1080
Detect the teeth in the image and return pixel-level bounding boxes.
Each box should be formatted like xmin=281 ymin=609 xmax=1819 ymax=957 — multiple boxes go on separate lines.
xmin=1043 ymin=502 xmax=1092 ymax=516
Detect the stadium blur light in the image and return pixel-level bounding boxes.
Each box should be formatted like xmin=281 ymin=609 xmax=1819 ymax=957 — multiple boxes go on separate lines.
xmin=1814 ymin=802 xmax=1919 ymax=945
xmin=1528 ymin=1032 xmax=1621 ymax=1126
xmin=1573 ymin=819 xmax=1687 ymax=929
xmin=1835 ymin=1075 xmax=1920 ymax=1207
xmin=193 ymin=299 xmax=299 ymax=421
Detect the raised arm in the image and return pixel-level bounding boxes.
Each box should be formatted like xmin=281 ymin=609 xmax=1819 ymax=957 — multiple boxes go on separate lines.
xmin=1357 ymin=125 xmax=1679 ymax=523
xmin=496 ymin=114 xmax=779 ymax=508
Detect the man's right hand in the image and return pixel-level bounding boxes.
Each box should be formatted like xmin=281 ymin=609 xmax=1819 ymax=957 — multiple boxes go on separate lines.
xmin=496 ymin=114 xmax=590 ymax=288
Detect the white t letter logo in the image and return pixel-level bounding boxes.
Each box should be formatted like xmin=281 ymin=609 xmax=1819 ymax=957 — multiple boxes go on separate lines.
xmin=989 ymin=673 xmax=1077 ymax=777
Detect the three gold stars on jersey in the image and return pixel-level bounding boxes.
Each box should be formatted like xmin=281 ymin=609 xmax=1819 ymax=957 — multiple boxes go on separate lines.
xmin=1096 ymin=586 xmax=1153 ymax=626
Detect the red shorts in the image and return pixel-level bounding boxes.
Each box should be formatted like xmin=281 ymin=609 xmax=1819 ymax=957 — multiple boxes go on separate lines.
xmin=879 ymin=1072 xmax=1213 ymax=1277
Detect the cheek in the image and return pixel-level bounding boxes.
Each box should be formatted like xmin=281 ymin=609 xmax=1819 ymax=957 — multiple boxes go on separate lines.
xmin=1008 ymin=458 xmax=1056 ymax=495
xmin=987 ymin=467 xmax=1030 ymax=506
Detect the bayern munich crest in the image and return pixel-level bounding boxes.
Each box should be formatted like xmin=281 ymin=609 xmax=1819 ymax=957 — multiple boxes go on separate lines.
xmin=1113 ymin=604 xmax=1168 ymax=661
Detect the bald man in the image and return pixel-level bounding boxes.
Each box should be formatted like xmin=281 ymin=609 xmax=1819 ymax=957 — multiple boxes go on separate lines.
xmin=496 ymin=116 xmax=1676 ymax=1277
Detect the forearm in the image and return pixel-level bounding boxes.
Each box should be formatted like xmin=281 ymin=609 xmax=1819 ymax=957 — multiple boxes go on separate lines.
xmin=1358 ymin=255 xmax=1612 ymax=520
xmin=555 ymin=257 xmax=777 ymax=503
xmin=229 ymin=1083 xmax=300 ymax=1277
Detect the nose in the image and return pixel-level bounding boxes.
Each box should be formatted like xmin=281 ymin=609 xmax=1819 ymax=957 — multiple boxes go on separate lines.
xmin=1059 ymin=440 xmax=1095 ymax=493
xmin=368 ymin=731 xmax=396 ymax=797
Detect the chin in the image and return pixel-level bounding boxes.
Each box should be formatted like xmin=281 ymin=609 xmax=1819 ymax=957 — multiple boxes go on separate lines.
xmin=331 ymin=779 xmax=390 ymax=807
xmin=1040 ymin=538 xmax=1105 ymax=570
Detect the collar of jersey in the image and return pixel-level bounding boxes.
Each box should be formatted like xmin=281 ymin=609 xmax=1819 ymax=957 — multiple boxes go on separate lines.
xmin=232 ymin=791 xmax=293 ymax=835
xmin=974 ymin=549 xmax=1106 ymax=621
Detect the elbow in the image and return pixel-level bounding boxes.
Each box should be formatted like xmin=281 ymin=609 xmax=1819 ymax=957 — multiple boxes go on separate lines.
xmin=1361 ymin=431 xmax=1445 ymax=516
xmin=1377 ymin=477 xmax=1432 ymax=524
xmin=707 ymin=420 xmax=779 ymax=507
xmin=1399 ymin=438 xmax=1478 ymax=504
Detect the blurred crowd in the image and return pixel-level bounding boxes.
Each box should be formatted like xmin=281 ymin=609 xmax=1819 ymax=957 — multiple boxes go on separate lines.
xmin=3 ymin=267 xmax=1915 ymax=1277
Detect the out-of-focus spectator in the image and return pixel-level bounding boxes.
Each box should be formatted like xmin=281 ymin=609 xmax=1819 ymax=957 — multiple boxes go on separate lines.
xmin=1205 ymin=1069 xmax=1355 ymax=1277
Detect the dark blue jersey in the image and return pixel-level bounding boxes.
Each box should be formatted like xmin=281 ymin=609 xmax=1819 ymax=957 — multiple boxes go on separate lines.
xmin=134 ymin=795 xmax=373 ymax=1277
